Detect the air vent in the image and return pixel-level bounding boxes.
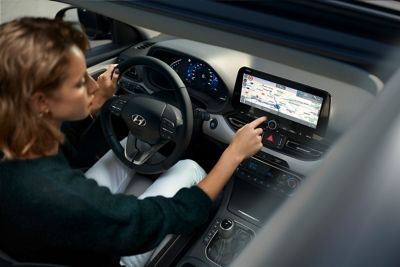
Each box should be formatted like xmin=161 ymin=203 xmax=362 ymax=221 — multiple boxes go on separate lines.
xmin=228 ymin=117 xmax=246 ymax=130
xmin=285 ymin=140 xmax=322 ymax=158
xmin=134 ymin=42 xmax=155 ymax=50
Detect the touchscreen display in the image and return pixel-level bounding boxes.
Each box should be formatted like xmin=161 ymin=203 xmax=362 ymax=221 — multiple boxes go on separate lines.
xmin=240 ymin=73 xmax=323 ymax=129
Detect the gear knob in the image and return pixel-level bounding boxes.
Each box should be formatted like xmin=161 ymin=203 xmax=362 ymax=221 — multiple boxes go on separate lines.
xmin=219 ymin=218 xmax=235 ymax=239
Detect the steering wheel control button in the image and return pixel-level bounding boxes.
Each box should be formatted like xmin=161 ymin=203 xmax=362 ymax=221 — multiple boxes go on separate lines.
xmin=161 ymin=118 xmax=175 ymax=130
xmin=161 ymin=118 xmax=176 ymax=140
xmin=267 ymin=119 xmax=278 ymax=130
xmin=110 ymin=99 xmax=127 ymax=115
xmin=209 ymin=118 xmax=218 ymax=129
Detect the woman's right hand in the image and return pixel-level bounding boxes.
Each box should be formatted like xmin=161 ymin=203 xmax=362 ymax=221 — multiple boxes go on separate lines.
xmin=197 ymin=116 xmax=267 ymax=200
xmin=226 ymin=116 xmax=267 ymax=163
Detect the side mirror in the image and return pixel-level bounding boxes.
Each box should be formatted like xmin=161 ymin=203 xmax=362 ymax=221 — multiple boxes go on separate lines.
xmin=55 ymin=7 xmax=112 ymax=41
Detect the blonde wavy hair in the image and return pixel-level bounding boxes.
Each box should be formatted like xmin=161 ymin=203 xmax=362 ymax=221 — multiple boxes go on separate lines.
xmin=0 ymin=17 xmax=89 ymax=159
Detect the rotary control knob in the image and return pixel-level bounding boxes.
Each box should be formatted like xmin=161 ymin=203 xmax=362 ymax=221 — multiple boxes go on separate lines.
xmin=219 ymin=219 xmax=235 ymax=239
xmin=287 ymin=177 xmax=299 ymax=189
xmin=267 ymin=119 xmax=278 ymax=130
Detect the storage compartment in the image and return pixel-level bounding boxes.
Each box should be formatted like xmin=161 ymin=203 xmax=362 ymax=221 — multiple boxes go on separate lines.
xmin=228 ymin=178 xmax=286 ymax=227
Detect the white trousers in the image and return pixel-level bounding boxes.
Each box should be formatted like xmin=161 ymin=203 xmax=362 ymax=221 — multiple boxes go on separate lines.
xmin=85 ymin=145 xmax=207 ymax=267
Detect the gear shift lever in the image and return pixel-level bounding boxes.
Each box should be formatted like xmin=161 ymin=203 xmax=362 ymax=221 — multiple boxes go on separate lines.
xmin=219 ymin=219 xmax=235 ymax=239
xmin=207 ymin=219 xmax=235 ymax=266
xmin=207 ymin=218 xmax=253 ymax=266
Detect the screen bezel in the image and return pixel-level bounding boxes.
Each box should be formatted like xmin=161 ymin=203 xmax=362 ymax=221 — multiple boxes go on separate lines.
xmin=232 ymin=67 xmax=331 ymax=136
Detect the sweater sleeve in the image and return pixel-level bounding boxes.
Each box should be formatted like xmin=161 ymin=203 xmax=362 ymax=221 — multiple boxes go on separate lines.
xmin=128 ymin=186 xmax=212 ymax=253
xmin=19 ymin=166 xmax=212 ymax=256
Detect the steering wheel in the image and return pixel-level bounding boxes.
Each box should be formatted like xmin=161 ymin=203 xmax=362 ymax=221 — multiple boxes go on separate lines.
xmin=100 ymin=56 xmax=193 ymax=174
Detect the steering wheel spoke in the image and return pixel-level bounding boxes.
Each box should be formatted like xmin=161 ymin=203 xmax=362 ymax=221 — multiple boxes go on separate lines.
xmin=130 ymin=139 xmax=169 ymax=165
xmin=124 ymin=132 xmax=168 ymax=165
xmin=124 ymin=132 xmax=139 ymax=161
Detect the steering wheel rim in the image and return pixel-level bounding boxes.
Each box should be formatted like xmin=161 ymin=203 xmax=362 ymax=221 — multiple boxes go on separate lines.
xmin=100 ymin=56 xmax=193 ymax=174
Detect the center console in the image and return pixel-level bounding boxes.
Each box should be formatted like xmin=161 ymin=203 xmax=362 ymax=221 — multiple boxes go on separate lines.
xmin=177 ymin=155 xmax=303 ymax=267
xmin=175 ymin=67 xmax=331 ymax=267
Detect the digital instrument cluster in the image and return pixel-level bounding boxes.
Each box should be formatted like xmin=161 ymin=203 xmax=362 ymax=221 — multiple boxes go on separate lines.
xmin=169 ymin=57 xmax=227 ymax=102
xmin=148 ymin=48 xmax=229 ymax=105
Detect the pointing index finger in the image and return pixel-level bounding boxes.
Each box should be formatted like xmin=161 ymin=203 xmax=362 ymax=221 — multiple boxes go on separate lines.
xmin=248 ymin=116 xmax=267 ymax=128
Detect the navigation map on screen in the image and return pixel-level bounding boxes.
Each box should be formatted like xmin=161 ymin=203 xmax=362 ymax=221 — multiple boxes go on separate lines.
xmin=240 ymin=73 xmax=323 ymax=128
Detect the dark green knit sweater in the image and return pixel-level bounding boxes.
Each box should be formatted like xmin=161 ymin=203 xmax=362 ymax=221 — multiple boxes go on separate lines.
xmin=0 ymin=152 xmax=212 ymax=266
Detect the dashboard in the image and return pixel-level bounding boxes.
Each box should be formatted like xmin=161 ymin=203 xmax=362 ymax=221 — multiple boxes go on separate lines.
xmin=86 ymin=32 xmax=386 ymax=267
xmin=110 ymin=36 xmax=381 ymax=176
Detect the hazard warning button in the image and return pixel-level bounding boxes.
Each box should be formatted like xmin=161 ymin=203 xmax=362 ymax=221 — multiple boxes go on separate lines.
xmin=266 ymin=133 xmax=275 ymax=143
xmin=262 ymin=129 xmax=286 ymax=149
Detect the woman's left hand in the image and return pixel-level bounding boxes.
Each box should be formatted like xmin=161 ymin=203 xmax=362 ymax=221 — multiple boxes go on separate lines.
xmin=96 ymin=64 xmax=119 ymax=99
xmin=89 ymin=64 xmax=119 ymax=114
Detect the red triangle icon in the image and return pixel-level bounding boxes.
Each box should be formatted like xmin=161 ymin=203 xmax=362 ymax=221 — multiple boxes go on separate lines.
xmin=267 ymin=134 xmax=274 ymax=143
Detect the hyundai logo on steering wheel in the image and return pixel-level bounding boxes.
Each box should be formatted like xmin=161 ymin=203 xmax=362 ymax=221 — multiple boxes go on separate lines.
xmin=131 ymin=114 xmax=147 ymax=127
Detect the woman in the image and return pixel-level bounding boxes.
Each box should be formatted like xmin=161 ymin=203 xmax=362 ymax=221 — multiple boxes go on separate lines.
xmin=0 ymin=17 xmax=266 ymax=266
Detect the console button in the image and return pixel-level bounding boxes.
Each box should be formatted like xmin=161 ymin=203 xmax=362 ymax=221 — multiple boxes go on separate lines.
xmin=276 ymin=134 xmax=286 ymax=148
xmin=263 ymin=130 xmax=276 ymax=145
xmin=266 ymin=133 xmax=275 ymax=143
xmin=262 ymin=129 xmax=286 ymax=149
xmin=267 ymin=119 xmax=278 ymax=130
xmin=287 ymin=176 xmax=299 ymax=189
xmin=209 ymin=118 xmax=218 ymax=129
